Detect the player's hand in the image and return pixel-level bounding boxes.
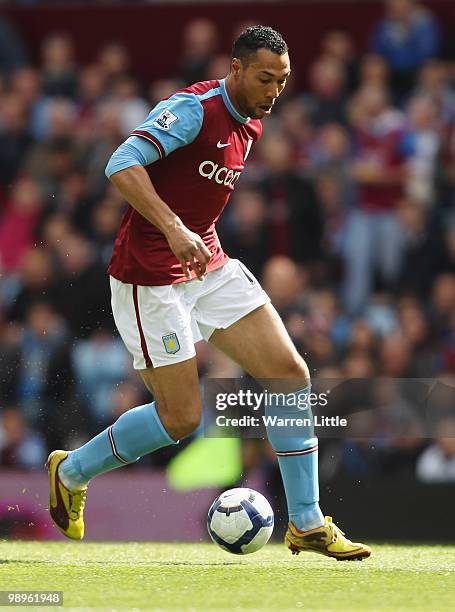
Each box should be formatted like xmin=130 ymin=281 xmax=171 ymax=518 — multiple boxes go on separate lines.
xmin=165 ymin=221 xmax=211 ymax=280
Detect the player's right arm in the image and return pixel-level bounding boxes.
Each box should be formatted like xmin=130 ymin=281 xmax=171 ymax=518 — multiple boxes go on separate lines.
xmin=105 ymin=93 xmax=211 ymax=279
xmin=109 ymin=163 xmax=210 ymax=279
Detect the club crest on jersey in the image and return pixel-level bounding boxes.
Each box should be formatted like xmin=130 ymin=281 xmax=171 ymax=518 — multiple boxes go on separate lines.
xmin=162 ymin=332 xmax=180 ymax=354
xmin=153 ymin=109 xmax=178 ymax=131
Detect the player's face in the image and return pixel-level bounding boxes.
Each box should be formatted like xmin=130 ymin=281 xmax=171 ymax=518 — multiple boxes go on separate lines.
xmin=233 ymin=49 xmax=291 ymax=119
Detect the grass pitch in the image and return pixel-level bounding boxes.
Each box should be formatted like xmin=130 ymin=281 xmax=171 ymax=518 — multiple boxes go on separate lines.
xmin=1 ymin=541 xmax=455 ymax=611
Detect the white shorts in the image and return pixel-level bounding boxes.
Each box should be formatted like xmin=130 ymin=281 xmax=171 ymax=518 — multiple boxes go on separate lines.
xmin=110 ymin=259 xmax=270 ymax=369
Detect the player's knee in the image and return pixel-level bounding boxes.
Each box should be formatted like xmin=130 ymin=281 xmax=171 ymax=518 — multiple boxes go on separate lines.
xmin=281 ymin=354 xmax=310 ymax=385
xmin=173 ymin=412 xmax=201 ymax=439
xmin=165 ymin=403 xmax=202 ymax=440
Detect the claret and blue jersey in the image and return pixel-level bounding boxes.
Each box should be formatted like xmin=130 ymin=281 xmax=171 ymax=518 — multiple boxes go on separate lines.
xmin=106 ymin=79 xmax=262 ymax=286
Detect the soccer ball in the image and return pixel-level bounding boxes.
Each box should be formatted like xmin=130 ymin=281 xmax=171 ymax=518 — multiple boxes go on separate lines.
xmin=207 ymin=488 xmax=274 ymax=554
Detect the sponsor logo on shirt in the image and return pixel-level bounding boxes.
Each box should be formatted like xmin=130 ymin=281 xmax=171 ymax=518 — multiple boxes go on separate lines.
xmin=198 ymin=160 xmax=241 ymax=187
xmin=153 ymin=109 xmax=178 ymax=130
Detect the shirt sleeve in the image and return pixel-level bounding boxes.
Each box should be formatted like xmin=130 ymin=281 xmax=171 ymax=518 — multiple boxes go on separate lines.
xmin=130 ymin=91 xmax=204 ymax=159
xmin=105 ymin=136 xmax=161 ymax=179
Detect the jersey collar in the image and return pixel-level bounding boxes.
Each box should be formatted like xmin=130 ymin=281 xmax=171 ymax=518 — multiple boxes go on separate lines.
xmin=220 ymin=78 xmax=250 ymax=124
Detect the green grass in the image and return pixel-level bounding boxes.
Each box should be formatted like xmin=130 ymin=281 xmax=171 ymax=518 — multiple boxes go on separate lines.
xmin=1 ymin=541 xmax=455 ymax=610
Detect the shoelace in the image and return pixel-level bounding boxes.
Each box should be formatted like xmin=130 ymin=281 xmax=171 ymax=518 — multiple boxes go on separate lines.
xmin=326 ymin=517 xmax=346 ymax=543
xmin=68 ymin=489 xmax=87 ymax=520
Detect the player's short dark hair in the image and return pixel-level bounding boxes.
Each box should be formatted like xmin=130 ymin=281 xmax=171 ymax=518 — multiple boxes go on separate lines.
xmin=232 ymin=26 xmax=288 ymax=64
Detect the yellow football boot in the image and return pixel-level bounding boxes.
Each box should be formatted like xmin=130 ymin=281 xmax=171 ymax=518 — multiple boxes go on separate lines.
xmin=46 ymin=450 xmax=87 ymax=540
xmin=285 ymin=516 xmax=371 ymax=561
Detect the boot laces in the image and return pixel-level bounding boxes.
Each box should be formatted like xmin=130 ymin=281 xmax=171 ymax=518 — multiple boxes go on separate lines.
xmin=68 ymin=489 xmax=87 ymax=520
xmin=326 ymin=516 xmax=346 ymax=543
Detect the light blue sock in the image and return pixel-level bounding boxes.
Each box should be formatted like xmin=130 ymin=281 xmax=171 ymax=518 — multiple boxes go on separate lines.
xmin=60 ymin=402 xmax=177 ymax=486
xmin=265 ymin=385 xmax=324 ymax=531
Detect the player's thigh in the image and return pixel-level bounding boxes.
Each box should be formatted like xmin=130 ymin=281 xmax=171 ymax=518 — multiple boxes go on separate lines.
xmin=209 ymin=302 xmax=310 ymax=390
xmin=139 ymin=357 xmax=202 ymax=429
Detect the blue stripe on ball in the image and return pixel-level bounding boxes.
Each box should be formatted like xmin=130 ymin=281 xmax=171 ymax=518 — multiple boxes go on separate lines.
xmin=207 ymin=498 xmax=221 ymax=523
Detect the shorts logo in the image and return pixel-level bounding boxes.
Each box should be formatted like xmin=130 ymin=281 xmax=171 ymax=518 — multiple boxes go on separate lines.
xmin=153 ymin=109 xmax=178 ymax=130
xmin=162 ymin=332 xmax=180 ymax=354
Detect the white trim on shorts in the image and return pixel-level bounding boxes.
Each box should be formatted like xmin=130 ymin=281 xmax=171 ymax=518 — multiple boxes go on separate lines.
xmin=110 ymin=259 xmax=270 ymax=369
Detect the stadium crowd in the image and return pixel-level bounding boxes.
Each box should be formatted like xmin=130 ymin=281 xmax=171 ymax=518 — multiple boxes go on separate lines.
xmin=0 ymin=1 xmax=455 ymax=485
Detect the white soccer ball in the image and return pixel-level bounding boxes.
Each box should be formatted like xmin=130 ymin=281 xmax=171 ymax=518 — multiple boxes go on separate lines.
xmin=207 ymin=487 xmax=274 ymax=554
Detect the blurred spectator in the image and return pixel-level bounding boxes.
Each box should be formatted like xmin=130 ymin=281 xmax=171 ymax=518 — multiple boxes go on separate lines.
xmin=97 ymin=42 xmax=131 ymax=88
xmin=0 ymin=16 xmax=28 ymax=78
xmin=18 ymin=301 xmax=67 ymax=425
xmin=84 ymin=101 xmax=124 ymax=198
xmin=441 ymin=217 xmax=455 ymax=276
xmin=342 ymin=84 xmax=406 ymax=315
xmin=0 ymin=318 xmax=21 ymax=406
xmin=342 ymin=350 xmax=376 ymax=378
xmin=262 ymin=256 xmax=305 ymax=314
xmin=398 ymin=296 xmax=437 ymax=375
xmin=0 ymin=176 xmax=43 ymax=274
xmin=0 ymin=407 xmax=46 ymax=469
xmin=398 ymin=198 xmax=445 ymax=296
xmin=89 ymin=196 xmax=124 ymax=266
xmin=54 ymin=170 xmax=93 ymax=229
xmin=40 ymin=213 xmax=73 ymax=261
xmin=30 ymin=96 xmax=78 ymax=144
xmin=26 ymin=133 xmax=80 ymax=197
xmin=371 ymin=0 xmax=441 ymax=98
xmin=0 ymin=93 xmax=34 ymax=190
xmin=358 ymin=54 xmax=390 ymax=92
xmin=179 ymin=18 xmax=218 ymax=85
xmin=278 ymin=98 xmax=314 ymax=170
xmin=401 ymin=95 xmax=441 ymax=206
xmin=6 ymin=247 xmax=57 ymax=322
xmin=109 ymin=74 xmax=149 ymax=137
xmin=40 ymin=33 xmax=78 ymax=98
xmin=10 ymin=67 xmax=43 ymax=138
xmin=72 ymin=328 xmax=130 ymax=425
xmin=257 ymin=132 xmax=323 ymax=262
xmin=314 ymin=172 xmax=347 ymax=277
xmin=415 ymin=60 xmax=455 ymax=130
xmin=311 ymin=123 xmax=355 ymax=206
xmin=416 ymin=416 xmax=455 ymax=482
xmin=53 ymin=232 xmax=112 ymax=337
xmin=430 ymin=273 xmax=455 ymax=335
xmin=320 ymin=29 xmax=359 ymax=93
xmin=302 ymin=57 xmax=348 ymax=127
xmin=379 ymin=333 xmax=413 ymax=376
xmin=364 ymin=295 xmax=399 ymax=337
xmin=220 ymin=188 xmax=269 ymax=278
xmin=77 ymin=64 xmax=108 ymax=127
